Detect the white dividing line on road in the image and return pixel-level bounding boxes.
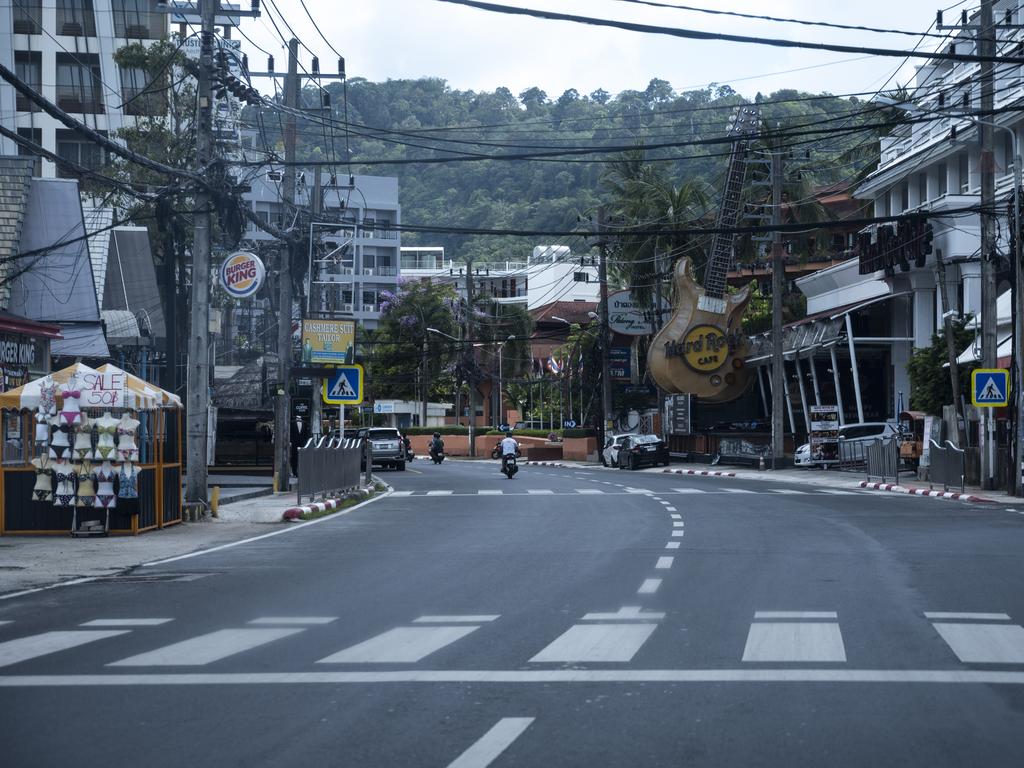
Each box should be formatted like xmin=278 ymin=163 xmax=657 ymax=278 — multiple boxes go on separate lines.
xmin=816 ymin=489 xmax=860 ymax=495
xmin=753 ymin=612 xmax=838 ymax=620
xmin=655 ymin=556 xmax=674 ymax=570
xmin=526 ymin=489 xmax=555 ymax=495
xmin=15 ymin=669 xmax=1024 ymax=686
xmin=658 ymin=500 xmax=671 ymax=505
xmin=723 ymin=488 xmax=756 ymax=494
xmin=671 ymin=530 xmax=685 ymax=537
xmin=108 ymin=628 xmax=303 ymax=667
xmin=672 ymin=488 xmax=706 ymax=494
xmin=575 ymin=488 xmax=605 ymax=494
xmin=637 ymin=579 xmax=662 ymax=595
xmin=665 ymin=541 xmax=681 ymax=549
xmin=477 ymin=490 xmax=504 ymax=495
xmin=413 ymin=615 xmax=500 ymax=624
xmin=581 ymin=607 xmax=665 ymax=622
xmin=426 ymin=491 xmax=454 ymax=496
xmin=248 ymin=617 xmax=337 ymax=625
xmin=626 ymin=488 xmax=653 ymax=494
xmin=0 ymin=630 xmax=129 ymax=667
xmin=672 ymin=521 xmax=685 ymax=527
xmin=923 ymin=612 xmax=1011 ymax=621
xmin=931 ymin=623 xmax=1024 ymax=664
xmin=768 ymin=489 xmax=808 ymax=495
xmin=742 ymin=623 xmax=847 ymax=663
xmin=0 ymin=621 xmax=10 ymax=627
xmin=666 ymin=508 xmax=678 ymax=514
xmin=447 ymin=717 xmax=535 ymax=768
xmin=318 ymin=626 xmax=480 ymax=664
xmin=530 ymin=623 xmax=657 ymax=663
xmin=391 ymin=491 xmax=414 ymax=496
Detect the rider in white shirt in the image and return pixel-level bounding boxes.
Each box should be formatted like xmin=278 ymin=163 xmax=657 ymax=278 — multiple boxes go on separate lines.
xmin=499 ymin=434 xmax=520 ymax=471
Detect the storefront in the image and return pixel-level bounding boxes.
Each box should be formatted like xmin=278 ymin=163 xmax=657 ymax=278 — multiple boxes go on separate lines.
xmin=0 ymin=363 xmax=183 ymax=536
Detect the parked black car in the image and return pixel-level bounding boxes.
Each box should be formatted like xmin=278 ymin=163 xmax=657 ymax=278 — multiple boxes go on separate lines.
xmin=618 ymin=434 xmax=671 ymax=470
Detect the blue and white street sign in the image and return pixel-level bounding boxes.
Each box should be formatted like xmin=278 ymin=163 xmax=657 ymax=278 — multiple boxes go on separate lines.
xmin=563 ymin=420 xmax=578 ymax=428
xmin=323 ymin=364 xmax=364 ymax=405
xmin=971 ymin=368 xmax=1010 ymax=407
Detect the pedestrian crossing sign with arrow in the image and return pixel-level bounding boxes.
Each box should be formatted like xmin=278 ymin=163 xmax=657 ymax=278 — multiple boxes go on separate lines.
xmin=971 ymin=368 xmax=1010 ymax=407
xmin=323 ymin=364 xmax=364 ymax=405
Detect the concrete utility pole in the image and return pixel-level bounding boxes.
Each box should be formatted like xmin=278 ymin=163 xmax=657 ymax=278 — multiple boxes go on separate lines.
xmin=770 ymin=148 xmax=785 ymax=468
xmin=979 ymin=0 xmax=997 ymax=490
xmin=465 ymin=262 xmax=478 ymax=456
xmin=274 ymin=38 xmax=299 ymax=492
xmin=184 ymin=0 xmax=217 ymax=509
xmin=597 ymin=207 xmax=612 ymax=449
xmin=935 ymin=249 xmax=967 ymax=448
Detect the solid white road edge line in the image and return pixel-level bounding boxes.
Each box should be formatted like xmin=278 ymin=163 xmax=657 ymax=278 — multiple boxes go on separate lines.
xmin=7 ymin=669 xmax=1024 ymax=685
xmin=141 ymin=488 xmax=394 ymax=567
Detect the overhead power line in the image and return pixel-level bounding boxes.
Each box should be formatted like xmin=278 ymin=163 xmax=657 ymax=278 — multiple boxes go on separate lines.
xmin=434 ymin=0 xmax=1024 ymax=65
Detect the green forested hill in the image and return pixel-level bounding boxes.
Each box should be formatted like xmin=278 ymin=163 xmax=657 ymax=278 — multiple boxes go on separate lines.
xmin=247 ymin=78 xmax=884 ymax=261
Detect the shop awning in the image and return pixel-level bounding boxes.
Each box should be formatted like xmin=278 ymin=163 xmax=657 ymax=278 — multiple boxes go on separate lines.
xmin=955 ymin=335 xmax=1013 ymax=367
xmin=0 ymin=362 xmax=100 ymax=411
xmin=0 ymin=363 xmax=175 ymax=411
xmin=95 ymin=363 xmax=181 ymax=409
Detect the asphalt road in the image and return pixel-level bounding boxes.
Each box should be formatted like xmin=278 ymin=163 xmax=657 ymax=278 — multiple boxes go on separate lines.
xmin=3 ymin=459 xmax=1024 ymax=766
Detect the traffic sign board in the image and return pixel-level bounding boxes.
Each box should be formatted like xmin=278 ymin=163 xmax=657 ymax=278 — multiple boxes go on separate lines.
xmin=323 ymin=364 xmax=364 ymax=405
xmin=563 ymin=420 xmax=577 ymax=428
xmin=971 ymin=368 xmax=1010 ymax=407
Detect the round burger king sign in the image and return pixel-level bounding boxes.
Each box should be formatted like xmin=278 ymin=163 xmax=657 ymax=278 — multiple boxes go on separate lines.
xmin=220 ymin=251 xmax=265 ymax=299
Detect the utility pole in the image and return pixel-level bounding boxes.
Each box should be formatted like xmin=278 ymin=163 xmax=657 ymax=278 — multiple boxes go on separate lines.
xmin=273 ymin=38 xmax=299 ymax=492
xmin=310 ymin=166 xmax=323 ymax=440
xmin=183 ymin=0 xmax=217 ymax=509
xmin=935 ymin=249 xmax=967 ymax=448
xmin=770 ymin=148 xmax=785 ymax=468
xmin=979 ymin=0 xmax=997 ymax=490
xmin=597 ymin=207 xmax=612 ymax=449
xmin=465 ymin=262 xmax=478 ymax=456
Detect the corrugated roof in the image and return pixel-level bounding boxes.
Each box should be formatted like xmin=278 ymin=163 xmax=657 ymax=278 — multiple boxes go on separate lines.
xmin=0 ymin=157 xmax=36 ymax=310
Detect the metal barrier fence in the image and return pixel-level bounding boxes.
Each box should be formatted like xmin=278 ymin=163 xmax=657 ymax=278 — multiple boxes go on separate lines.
xmin=864 ymin=438 xmax=899 ymax=483
xmin=296 ymin=436 xmax=366 ymax=504
xmin=837 ymin=437 xmax=868 ymax=471
xmin=929 ymin=439 xmax=965 ymax=492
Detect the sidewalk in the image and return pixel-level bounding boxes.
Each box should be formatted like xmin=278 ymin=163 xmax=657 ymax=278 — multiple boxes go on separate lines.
xmin=1 ymin=493 xmax=317 ymax=599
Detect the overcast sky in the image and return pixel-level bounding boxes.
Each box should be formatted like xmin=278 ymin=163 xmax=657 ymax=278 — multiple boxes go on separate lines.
xmin=234 ymin=0 xmax=964 ymax=103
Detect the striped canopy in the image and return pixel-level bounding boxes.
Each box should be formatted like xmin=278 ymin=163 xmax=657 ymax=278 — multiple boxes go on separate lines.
xmin=0 ymin=363 xmax=177 ymax=412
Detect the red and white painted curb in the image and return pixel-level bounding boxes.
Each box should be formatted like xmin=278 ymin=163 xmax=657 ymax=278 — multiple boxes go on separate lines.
xmin=282 ymin=498 xmax=346 ymax=521
xmin=524 ymin=461 xmax=568 ymax=467
xmin=859 ymin=481 xmax=993 ymax=503
xmin=663 ymin=468 xmax=737 ymax=478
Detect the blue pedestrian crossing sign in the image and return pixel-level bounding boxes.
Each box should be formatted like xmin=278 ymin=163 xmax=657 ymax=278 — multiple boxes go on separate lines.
xmin=323 ymin=364 xmax=364 ymax=405
xmin=971 ymin=368 xmax=1010 ymax=407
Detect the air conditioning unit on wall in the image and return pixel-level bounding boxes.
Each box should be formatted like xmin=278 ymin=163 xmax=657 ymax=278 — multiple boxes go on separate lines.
xmin=362 ymin=304 xmax=375 ymax=313
xmin=341 ymin=303 xmax=353 ymax=312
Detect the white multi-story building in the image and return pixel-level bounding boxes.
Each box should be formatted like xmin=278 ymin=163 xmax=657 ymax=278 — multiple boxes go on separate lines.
xmin=0 ymin=0 xmax=171 ymax=176
xmin=243 ymin=170 xmax=401 ymax=330
xmin=745 ymin=1 xmax=1024 ymax=432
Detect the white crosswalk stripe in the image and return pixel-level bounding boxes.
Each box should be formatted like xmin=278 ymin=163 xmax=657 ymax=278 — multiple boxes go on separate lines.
xmin=742 ymin=621 xmax=846 ymax=662
xmin=391 ymin=491 xmax=414 ymax=497
xmin=530 ymin=623 xmax=657 ymax=663
xmin=0 ymin=630 xmax=129 ymax=667
xmin=478 ymin=490 xmax=503 ymax=495
xmin=575 ymin=488 xmax=605 ymax=494
xmin=526 ymin=489 xmax=555 ymax=495
xmin=931 ymin=623 xmax=1024 ymax=663
xmin=81 ymin=619 xmax=173 ymax=627
xmin=318 ymin=625 xmax=480 ymax=663
xmin=108 ymin=628 xmax=303 ymax=667
xmin=672 ymin=488 xmax=707 ymax=494
xmin=722 ymin=489 xmax=756 ymax=494
xmin=768 ymin=489 xmax=808 ymax=495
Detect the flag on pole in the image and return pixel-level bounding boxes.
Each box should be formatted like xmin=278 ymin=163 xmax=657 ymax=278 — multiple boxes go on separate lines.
xmin=547 ymin=356 xmax=561 ymax=375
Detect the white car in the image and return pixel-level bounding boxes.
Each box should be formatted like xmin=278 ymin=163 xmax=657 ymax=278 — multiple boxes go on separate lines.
xmin=795 ymin=422 xmax=898 ymax=468
xmin=601 ymin=433 xmax=637 ymax=467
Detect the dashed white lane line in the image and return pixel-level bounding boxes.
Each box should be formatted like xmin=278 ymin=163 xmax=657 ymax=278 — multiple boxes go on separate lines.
xmin=658 ymin=500 xmax=671 ymax=506
xmin=723 ymin=489 xmax=756 ymax=494
xmin=754 ymin=612 xmax=838 ymax=620
xmin=672 ymin=521 xmax=685 ymax=527
xmin=665 ymin=542 xmax=681 ymax=549
xmin=655 ymin=556 xmax=674 ymax=570
xmin=666 ymin=507 xmax=678 ymax=513
xmin=671 ymin=530 xmax=685 ymax=537
xmin=447 ymin=717 xmax=535 ymax=768
xmin=672 ymin=488 xmax=706 ymax=494
xmin=923 ymin=612 xmax=1011 ymax=621
xmin=413 ymin=615 xmax=500 ymax=624
xmin=0 ymin=630 xmax=129 ymax=667
xmin=768 ymin=489 xmax=808 ymax=495
xmin=426 ymin=491 xmax=454 ymax=496
xmin=670 ymin=513 xmax=682 ymax=520
xmin=637 ymin=579 xmax=662 ymax=595
xmin=576 ymin=488 xmax=605 ymax=494
xmin=478 ymin=490 xmax=503 ymax=495
xmin=526 ymin=489 xmax=555 ymax=495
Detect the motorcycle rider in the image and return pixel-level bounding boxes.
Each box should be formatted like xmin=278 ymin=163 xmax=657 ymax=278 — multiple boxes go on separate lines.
xmin=429 ymin=431 xmax=445 ymax=460
xmin=401 ymin=433 xmax=413 ymax=461
xmin=499 ymin=432 xmax=520 ymax=474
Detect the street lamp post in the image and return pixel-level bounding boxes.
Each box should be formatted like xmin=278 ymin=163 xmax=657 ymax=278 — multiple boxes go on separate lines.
xmin=497 ymin=335 xmax=515 ymax=428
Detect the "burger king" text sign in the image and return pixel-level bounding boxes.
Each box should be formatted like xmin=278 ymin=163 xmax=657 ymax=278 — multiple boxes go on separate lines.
xmin=219 ymin=251 xmax=266 ymax=299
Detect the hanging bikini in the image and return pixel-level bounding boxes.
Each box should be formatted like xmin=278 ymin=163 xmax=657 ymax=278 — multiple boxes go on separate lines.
xmin=52 ymin=460 xmax=76 ymax=507
xmin=59 ymin=381 xmax=83 ymax=427
xmin=93 ymin=414 xmax=118 ymax=461
xmin=118 ymin=461 xmax=139 ymax=500
xmin=72 ymin=414 xmax=94 ymax=460
xmin=75 ymin=461 xmax=96 ymax=508
xmin=48 ymin=417 xmax=73 ymax=460
xmin=30 ymin=454 xmax=53 ymax=502
xmin=93 ymin=462 xmax=117 ymax=509
xmin=116 ymin=413 xmax=140 ymax=462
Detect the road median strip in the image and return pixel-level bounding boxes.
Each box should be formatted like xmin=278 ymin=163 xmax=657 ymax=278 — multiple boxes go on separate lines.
xmin=858 ymin=481 xmax=994 ymax=503
xmin=663 ymin=468 xmax=736 ymax=478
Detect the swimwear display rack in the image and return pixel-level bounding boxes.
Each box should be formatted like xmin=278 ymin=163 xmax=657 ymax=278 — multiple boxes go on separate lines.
xmin=0 ymin=363 xmax=183 ymax=537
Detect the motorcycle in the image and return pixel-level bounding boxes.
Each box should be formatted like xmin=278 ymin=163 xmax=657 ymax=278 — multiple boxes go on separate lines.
xmin=429 ymin=444 xmax=445 ymax=464
xmin=501 ymin=452 xmax=519 ymax=479
xmin=405 ymin=447 xmax=415 ymax=462
xmin=491 ymin=444 xmax=501 ymax=460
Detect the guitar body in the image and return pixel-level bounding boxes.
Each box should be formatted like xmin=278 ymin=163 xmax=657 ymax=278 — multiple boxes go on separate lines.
xmin=647 ymin=257 xmax=753 ymax=403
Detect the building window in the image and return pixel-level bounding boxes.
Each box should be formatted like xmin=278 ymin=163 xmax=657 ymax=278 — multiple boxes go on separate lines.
xmin=57 ymin=0 xmax=97 ymax=37
xmin=14 ymin=51 xmax=41 ymax=112
xmin=13 ymin=0 xmax=41 ymax=34
xmin=120 ymin=66 xmax=166 ymax=116
xmin=56 ymin=128 xmax=106 ymax=178
xmin=16 ymin=128 xmax=42 ymax=176
xmin=361 ymin=289 xmax=377 ymax=310
xmin=1004 ymin=131 xmax=1015 ymax=174
xmin=900 ymin=182 xmax=909 ymax=212
xmin=959 ymin=152 xmax=970 ymax=193
xmin=56 ymin=53 xmax=103 ymax=113
xmin=917 ymin=173 xmax=927 ymax=205
xmin=112 ymin=0 xmax=162 ymax=39
xmin=937 ymin=162 xmax=948 ymax=196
